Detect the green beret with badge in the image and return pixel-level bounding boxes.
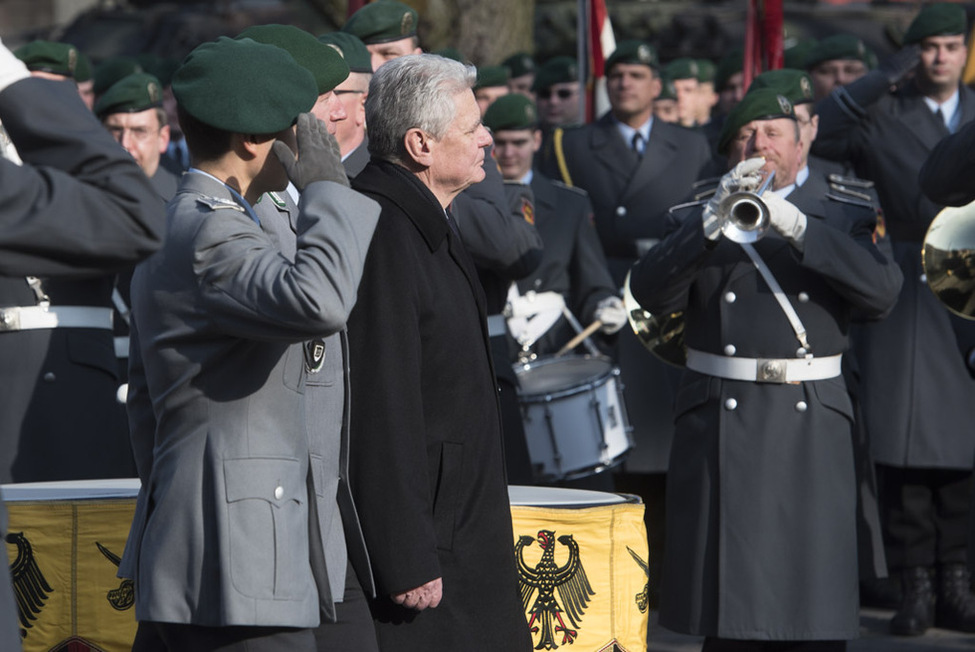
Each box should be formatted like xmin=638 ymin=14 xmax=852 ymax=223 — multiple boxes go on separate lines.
xmin=749 ymin=68 xmax=814 ymax=106
xmin=75 ymin=51 xmax=92 ymax=83
xmin=483 ymin=93 xmax=537 ymax=132
xmin=14 ymin=40 xmax=81 ymax=78
xmin=475 ymin=65 xmax=509 ymax=90
xmin=172 ymin=36 xmax=318 ymax=134
xmin=94 ymin=72 xmax=164 ymax=118
xmin=342 ymin=0 xmax=418 ymax=45
xmin=319 ymin=31 xmax=373 ymax=74
xmin=504 ymin=52 xmax=536 ymax=78
xmin=804 ymin=34 xmax=871 ymax=69
xmin=532 ymin=56 xmax=578 ymax=91
xmin=718 ymin=87 xmax=796 ymax=155
xmin=715 ymin=48 xmax=743 ymax=91
xmin=237 ymin=24 xmax=349 ymax=94
xmin=657 ymin=76 xmax=678 ymax=102
xmin=666 ymin=57 xmax=699 ymax=81
xmin=94 ymin=56 xmax=144 ymax=96
xmin=696 ymin=58 xmax=716 ymax=84
xmin=903 ymin=3 xmax=967 ymax=45
xmin=606 ymin=40 xmax=659 ymax=72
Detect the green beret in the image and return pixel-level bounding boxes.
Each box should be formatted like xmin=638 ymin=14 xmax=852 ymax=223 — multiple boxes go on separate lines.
xmin=696 ymin=59 xmax=716 ymax=84
xmin=665 ymin=57 xmax=699 ymax=81
xmin=94 ymin=56 xmax=144 ymax=96
xmin=14 ymin=41 xmax=80 ymax=79
xmin=94 ymin=73 xmax=164 ymax=118
xmin=135 ymin=53 xmax=179 ymax=88
xmin=319 ymin=32 xmax=374 ymax=74
xmin=237 ymin=24 xmax=349 ymax=94
xmin=804 ymin=34 xmax=870 ymax=70
xmin=904 ymin=3 xmax=967 ymax=45
xmin=173 ymin=37 xmax=318 ymax=134
xmin=715 ymin=48 xmax=743 ymax=91
xmin=504 ymin=52 xmax=536 ymax=78
xmin=475 ymin=65 xmax=509 ymax=90
xmin=532 ymin=56 xmax=579 ymax=91
xmin=657 ymin=76 xmax=677 ymax=102
xmin=342 ymin=0 xmax=418 ymax=45
xmin=749 ymin=68 xmax=814 ymax=106
xmin=483 ymin=93 xmax=537 ymax=132
xmin=784 ymin=38 xmax=817 ymax=70
xmin=75 ymin=51 xmax=92 ymax=83
xmin=718 ymin=88 xmax=796 ymax=155
xmin=606 ymin=40 xmax=659 ymax=72
xmin=433 ymin=47 xmax=465 ymax=63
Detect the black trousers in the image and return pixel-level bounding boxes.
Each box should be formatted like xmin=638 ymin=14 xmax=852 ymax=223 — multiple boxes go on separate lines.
xmin=312 ymin=560 xmax=379 ymax=651
xmin=702 ymin=638 xmax=846 ymax=652
xmin=877 ymin=465 xmax=972 ymax=569
xmin=133 ymin=622 xmax=316 ymax=652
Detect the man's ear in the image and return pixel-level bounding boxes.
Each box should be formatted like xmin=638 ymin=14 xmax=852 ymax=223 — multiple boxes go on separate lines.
xmin=403 ymin=127 xmax=435 ymax=166
xmin=158 ymin=124 xmax=171 ymax=154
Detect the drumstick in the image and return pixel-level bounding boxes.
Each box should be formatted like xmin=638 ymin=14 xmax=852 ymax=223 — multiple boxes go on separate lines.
xmin=555 ymin=320 xmax=603 ymax=357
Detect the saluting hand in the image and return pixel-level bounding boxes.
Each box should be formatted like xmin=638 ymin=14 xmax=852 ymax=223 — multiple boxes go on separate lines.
xmin=272 ymin=112 xmax=349 ymax=191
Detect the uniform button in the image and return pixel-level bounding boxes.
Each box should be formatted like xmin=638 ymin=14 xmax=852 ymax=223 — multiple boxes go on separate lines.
xmin=919 ymin=273 xmax=927 ymax=283
xmin=274 ymin=486 xmax=284 ymax=500
xmin=43 ymin=372 xmax=56 ymax=382
xmin=795 ymin=401 xmax=808 ymax=412
xmin=616 ymin=206 xmax=627 ymax=217
xmin=724 ymin=291 xmax=736 ymax=303
xmin=724 ymin=344 xmax=736 ymax=356
xmin=798 ymin=292 xmax=809 ymax=303
xmin=724 ymin=398 xmax=738 ymax=411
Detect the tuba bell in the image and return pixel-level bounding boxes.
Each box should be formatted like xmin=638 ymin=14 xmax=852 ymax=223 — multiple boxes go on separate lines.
xmin=622 ymin=271 xmax=686 ymax=366
xmin=718 ymin=169 xmax=776 ymax=244
xmin=922 ymin=199 xmax=975 ymax=320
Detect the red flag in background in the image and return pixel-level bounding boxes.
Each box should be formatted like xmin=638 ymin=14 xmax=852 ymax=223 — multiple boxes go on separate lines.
xmin=743 ymin=0 xmax=784 ymax=89
xmin=584 ymin=0 xmax=616 ymax=122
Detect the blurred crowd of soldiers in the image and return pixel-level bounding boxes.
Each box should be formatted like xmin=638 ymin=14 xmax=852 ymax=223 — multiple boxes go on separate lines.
xmin=5 ymin=0 xmax=975 ymax=650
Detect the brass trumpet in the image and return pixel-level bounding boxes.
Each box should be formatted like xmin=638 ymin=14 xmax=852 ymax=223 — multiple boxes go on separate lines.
xmin=718 ymin=169 xmax=776 ymax=244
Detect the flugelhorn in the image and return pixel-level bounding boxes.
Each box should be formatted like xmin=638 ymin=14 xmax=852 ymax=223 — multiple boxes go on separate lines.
xmin=622 ymin=271 xmax=686 ymax=367
xmin=923 ymin=199 xmax=975 ymax=320
xmin=718 ymin=169 xmax=776 ymax=244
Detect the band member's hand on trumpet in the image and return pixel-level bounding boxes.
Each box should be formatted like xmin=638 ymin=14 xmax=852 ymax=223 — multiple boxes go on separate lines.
xmin=702 ymin=156 xmax=767 ymax=241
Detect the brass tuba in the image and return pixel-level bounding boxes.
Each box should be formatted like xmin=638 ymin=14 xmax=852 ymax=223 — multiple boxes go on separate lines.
xmin=622 ymin=271 xmax=686 ymax=366
xmin=922 ymin=199 xmax=975 ymax=320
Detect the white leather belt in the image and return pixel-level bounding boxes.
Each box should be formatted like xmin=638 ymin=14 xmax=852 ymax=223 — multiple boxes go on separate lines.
xmin=686 ymin=348 xmax=842 ymax=383
xmin=0 ymin=306 xmax=113 ymax=332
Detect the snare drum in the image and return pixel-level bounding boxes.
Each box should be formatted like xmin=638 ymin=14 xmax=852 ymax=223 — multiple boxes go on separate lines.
xmin=514 ymin=355 xmax=632 ymax=481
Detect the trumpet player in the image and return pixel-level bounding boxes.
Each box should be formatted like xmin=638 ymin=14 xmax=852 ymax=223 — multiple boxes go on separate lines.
xmin=629 ymin=88 xmax=903 ymax=652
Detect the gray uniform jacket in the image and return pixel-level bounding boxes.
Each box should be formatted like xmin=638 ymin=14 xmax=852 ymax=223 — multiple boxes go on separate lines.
xmin=815 ymin=80 xmax=975 ymax=468
xmin=630 ymin=181 xmax=902 ymax=639
xmin=120 ymin=172 xmax=379 ymax=628
xmin=342 ymin=136 xmax=370 ymax=180
xmin=0 ymin=76 xmax=165 ymax=652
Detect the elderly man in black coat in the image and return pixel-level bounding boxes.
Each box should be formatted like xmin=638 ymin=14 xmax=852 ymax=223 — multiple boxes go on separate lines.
xmin=346 ymin=54 xmax=531 ymax=651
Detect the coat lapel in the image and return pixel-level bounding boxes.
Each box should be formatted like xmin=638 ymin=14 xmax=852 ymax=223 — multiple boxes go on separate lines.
xmin=589 ymin=113 xmax=639 ymax=183
xmin=621 ymin=121 xmax=681 ymax=205
xmin=892 ymin=84 xmax=949 ymax=151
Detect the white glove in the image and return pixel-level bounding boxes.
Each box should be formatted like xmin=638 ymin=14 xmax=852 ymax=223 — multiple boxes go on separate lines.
xmin=0 ymin=39 xmax=30 ymax=96
xmin=761 ymin=191 xmax=808 ymax=249
xmin=595 ymin=296 xmax=627 ymax=334
xmin=505 ymin=290 xmax=565 ymax=319
xmin=702 ymin=157 xmax=766 ymax=241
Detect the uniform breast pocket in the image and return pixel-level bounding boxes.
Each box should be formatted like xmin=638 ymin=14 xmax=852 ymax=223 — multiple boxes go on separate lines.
xmin=223 ymin=458 xmax=311 ymax=600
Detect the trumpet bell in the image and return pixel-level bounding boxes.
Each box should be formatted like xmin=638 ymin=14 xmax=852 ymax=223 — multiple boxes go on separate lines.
xmin=718 ymin=191 xmax=771 ymax=244
xmin=622 ymin=271 xmax=686 ymax=367
xmin=923 ymin=200 xmax=975 ymax=320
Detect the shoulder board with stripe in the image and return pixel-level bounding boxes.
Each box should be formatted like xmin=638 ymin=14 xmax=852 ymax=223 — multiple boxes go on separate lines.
xmin=828 ymin=173 xmax=874 ymax=189
xmin=196 ymin=196 xmax=245 ymax=213
xmin=825 ymin=192 xmax=874 ymax=210
xmin=267 ymin=191 xmax=287 ymax=209
xmin=828 ymin=183 xmax=873 ymax=202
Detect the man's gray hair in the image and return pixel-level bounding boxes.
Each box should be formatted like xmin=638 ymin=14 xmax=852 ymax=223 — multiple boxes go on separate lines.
xmin=366 ymin=54 xmax=477 ymax=165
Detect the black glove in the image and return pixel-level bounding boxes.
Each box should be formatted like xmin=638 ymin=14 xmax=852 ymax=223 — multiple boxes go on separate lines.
xmin=879 ymin=44 xmax=921 ymax=86
xmin=272 ymin=112 xmax=349 ymax=190
xmin=833 ymin=44 xmax=921 ymax=117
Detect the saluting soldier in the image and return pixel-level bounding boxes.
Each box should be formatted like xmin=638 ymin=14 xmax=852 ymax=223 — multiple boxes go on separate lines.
xmin=631 ymin=88 xmax=902 ymax=652
xmin=813 ymin=4 xmax=975 ymax=635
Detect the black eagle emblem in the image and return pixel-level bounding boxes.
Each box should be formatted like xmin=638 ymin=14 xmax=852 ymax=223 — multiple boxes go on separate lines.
xmin=6 ymin=531 xmax=53 ymax=636
xmin=515 ymin=530 xmax=594 ymax=649
xmin=95 ymin=542 xmax=134 ymax=610
xmin=626 ymin=546 xmax=650 ymax=613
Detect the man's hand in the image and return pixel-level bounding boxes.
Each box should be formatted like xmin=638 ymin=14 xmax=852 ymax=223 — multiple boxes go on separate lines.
xmin=0 ymin=38 xmax=30 ymax=96
xmin=879 ymin=44 xmax=920 ymax=87
xmin=392 ymin=577 xmax=443 ymax=611
xmin=272 ymin=112 xmax=349 ymax=191
xmin=702 ymin=157 xmax=766 ymax=241
xmin=761 ymin=191 xmax=808 ymax=250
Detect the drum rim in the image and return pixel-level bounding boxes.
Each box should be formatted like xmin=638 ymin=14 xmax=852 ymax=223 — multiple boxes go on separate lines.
xmin=515 ymin=354 xmax=618 ymax=399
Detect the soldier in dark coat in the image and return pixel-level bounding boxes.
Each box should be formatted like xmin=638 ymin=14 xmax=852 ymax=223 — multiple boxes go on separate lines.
xmin=631 ymin=88 xmax=902 ymax=651
xmin=812 ymin=4 xmax=975 ymax=635
xmin=346 ymin=54 xmax=531 ymax=651
xmin=0 ymin=39 xmax=165 ymax=651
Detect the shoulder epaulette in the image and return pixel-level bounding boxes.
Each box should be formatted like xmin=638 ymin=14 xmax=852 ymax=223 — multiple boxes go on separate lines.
xmin=825 ymin=192 xmax=875 ymax=210
xmin=267 ymin=191 xmax=287 ymax=209
xmin=550 ymin=180 xmax=588 ymax=196
xmin=828 ymin=173 xmax=874 ymax=189
xmin=196 ymin=196 xmax=245 ymax=213
xmin=828 ymin=183 xmax=873 ymax=203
